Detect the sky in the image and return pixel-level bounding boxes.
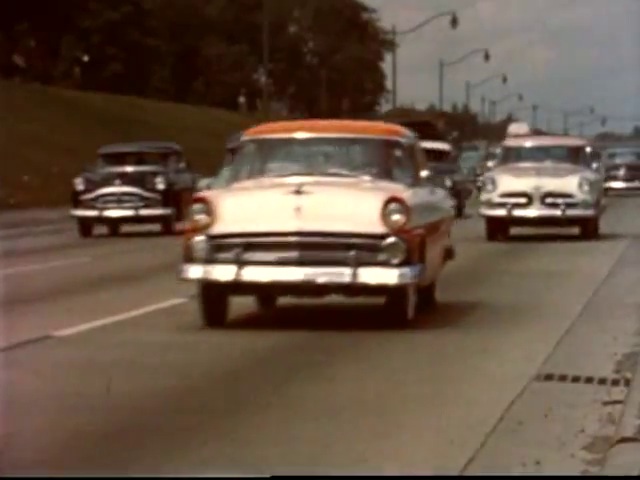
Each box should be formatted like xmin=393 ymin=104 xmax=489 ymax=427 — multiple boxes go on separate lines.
xmin=363 ymin=0 xmax=640 ymax=134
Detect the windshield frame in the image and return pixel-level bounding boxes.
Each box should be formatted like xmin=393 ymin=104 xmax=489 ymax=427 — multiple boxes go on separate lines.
xmin=222 ymin=136 xmax=420 ymax=187
xmin=498 ymin=144 xmax=593 ymax=167
xmin=96 ymin=151 xmax=176 ymax=169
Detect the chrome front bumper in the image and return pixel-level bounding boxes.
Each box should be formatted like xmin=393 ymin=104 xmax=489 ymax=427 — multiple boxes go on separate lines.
xmin=180 ymin=263 xmax=422 ymax=287
xmin=70 ymin=207 xmax=173 ymax=219
xmin=479 ymin=205 xmax=600 ymax=219
xmin=605 ymin=180 xmax=640 ymax=191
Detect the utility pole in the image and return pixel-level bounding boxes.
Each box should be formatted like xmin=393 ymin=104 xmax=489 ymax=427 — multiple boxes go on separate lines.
xmin=261 ymin=0 xmax=270 ymax=117
xmin=532 ymin=104 xmax=539 ymax=129
xmin=391 ymin=25 xmax=397 ymax=109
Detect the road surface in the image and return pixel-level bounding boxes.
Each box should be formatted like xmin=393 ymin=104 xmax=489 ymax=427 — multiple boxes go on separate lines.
xmin=2 ymin=197 xmax=639 ymax=475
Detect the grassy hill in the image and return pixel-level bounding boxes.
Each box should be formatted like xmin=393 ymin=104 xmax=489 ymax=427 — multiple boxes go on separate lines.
xmin=1 ymin=81 xmax=257 ymax=209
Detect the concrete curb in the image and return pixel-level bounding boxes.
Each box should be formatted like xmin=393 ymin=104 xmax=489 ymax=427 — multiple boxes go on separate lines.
xmin=601 ymin=349 xmax=640 ymax=475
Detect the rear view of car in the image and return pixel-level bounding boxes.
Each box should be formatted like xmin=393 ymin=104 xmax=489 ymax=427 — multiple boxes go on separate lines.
xmin=602 ymin=147 xmax=640 ymax=194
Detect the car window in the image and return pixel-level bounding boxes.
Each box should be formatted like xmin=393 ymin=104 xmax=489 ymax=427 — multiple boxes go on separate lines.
xmin=226 ymin=137 xmax=413 ymax=184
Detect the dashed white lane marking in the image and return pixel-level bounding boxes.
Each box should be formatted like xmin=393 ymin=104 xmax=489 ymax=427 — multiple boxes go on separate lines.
xmin=0 ymin=257 xmax=92 ymax=275
xmin=52 ymin=297 xmax=189 ymax=337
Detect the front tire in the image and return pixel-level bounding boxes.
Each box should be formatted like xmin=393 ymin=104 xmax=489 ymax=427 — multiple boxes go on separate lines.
xmin=383 ymin=285 xmax=418 ymax=328
xmin=579 ymin=218 xmax=600 ymax=240
xmin=417 ymin=282 xmax=437 ymax=313
xmin=255 ymin=294 xmax=278 ymax=312
xmin=198 ymin=282 xmax=229 ymax=328
xmin=77 ymin=220 xmax=93 ymax=238
xmin=107 ymin=222 xmax=120 ymax=237
xmin=485 ymin=218 xmax=509 ymax=241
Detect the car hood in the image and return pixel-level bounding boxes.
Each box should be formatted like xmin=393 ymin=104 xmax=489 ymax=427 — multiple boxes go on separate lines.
xmin=203 ymin=176 xmax=407 ymax=236
xmin=492 ymin=161 xmax=588 ymax=179
xmin=86 ymin=166 xmax=166 ymax=188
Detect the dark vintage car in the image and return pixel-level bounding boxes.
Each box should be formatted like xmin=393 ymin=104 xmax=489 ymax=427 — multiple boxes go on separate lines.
xmin=602 ymin=146 xmax=640 ymax=194
xmin=418 ymin=140 xmax=474 ymax=217
xmin=70 ymin=141 xmax=197 ymax=237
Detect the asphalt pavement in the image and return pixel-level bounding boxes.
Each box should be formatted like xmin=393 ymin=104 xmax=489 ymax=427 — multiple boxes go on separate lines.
xmin=1 ymin=197 xmax=639 ymax=475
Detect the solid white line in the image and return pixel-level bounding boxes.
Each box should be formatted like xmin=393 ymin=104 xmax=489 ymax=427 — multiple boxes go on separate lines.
xmin=0 ymin=257 xmax=92 ymax=275
xmin=52 ymin=297 xmax=189 ymax=337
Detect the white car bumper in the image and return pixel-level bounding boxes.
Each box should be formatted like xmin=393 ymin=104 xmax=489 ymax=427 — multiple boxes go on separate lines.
xmin=180 ymin=263 xmax=422 ymax=287
xmin=604 ymin=180 xmax=640 ymax=191
xmin=70 ymin=207 xmax=173 ymax=220
xmin=479 ymin=205 xmax=600 ymax=219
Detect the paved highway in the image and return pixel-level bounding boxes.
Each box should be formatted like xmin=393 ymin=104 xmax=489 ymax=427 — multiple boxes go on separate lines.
xmin=2 ymin=197 xmax=639 ymax=475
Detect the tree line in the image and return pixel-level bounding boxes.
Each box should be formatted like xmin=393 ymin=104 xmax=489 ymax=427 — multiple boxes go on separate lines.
xmin=1 ymin=0 xmax=393 ymax=117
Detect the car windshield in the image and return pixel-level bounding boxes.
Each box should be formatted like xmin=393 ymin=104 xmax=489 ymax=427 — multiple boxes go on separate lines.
xmin=97 ymin=152 xmax=175 ymax=168
xmin=225 ymin=137 xmax=417 ymax=185
xmin=421 ymin=147 xmax=453 ymax=164
xmin=459 ymin=151 xmax=483 ymax=169
xmin=499 ymin=145 xmax=590 ymax=165
xmin=604 ymin=149 xmax=640 ymax=164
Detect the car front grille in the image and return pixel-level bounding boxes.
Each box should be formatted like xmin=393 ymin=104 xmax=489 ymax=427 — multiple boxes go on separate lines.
xmin=540 ymin=192 xmax=578 ymax=207
xmin=206 ymin=233 xmax=389 ymax=266
xmin=495 ymin=192 xmax=533 ymax=207
xmin=86 ymin=193 xmax=157 ymax=208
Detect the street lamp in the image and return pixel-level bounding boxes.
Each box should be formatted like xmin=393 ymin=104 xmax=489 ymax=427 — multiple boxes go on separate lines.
xmin=390 ymin=10 xmax=459 ymax=109
xmin=488 ymin=92 xmax=524 ymax=121
xmin=439 ymin=48 xmax=490 ymax=110
xmin=261 ymin=0 xmax=270 ymax=116
xmin=465 ymin=72 xmax=507 ymax=112
xmin=562 ymin=105 xmax=596 ymax=134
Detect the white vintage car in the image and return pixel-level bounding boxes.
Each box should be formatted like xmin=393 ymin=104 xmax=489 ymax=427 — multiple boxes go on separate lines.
xmin=479 ymin=134 xmax=604 ymax=240
xmin=180 ymin=119 xmax=457 ymax=327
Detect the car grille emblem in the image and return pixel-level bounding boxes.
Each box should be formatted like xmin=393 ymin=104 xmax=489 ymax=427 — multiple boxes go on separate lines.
xmin=114 ymin=178 xmax=122 ymax=186
xmin=290 ymin=184 xmax=310 ymax=195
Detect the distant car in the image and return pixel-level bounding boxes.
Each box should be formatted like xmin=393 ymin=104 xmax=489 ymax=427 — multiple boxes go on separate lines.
xmin=418 ymin=140 xmax=473 ymax=218
xmin=479 ymin=133 xmax=605 ymax=240
xmin=458 ymin=150 xmax=484 ymax=187
xmin=70 ymin=141 xmax=196 ymax=237
xmin=602 ymin=147 xmax=640 ymax=193
xmin=180 ymin=119 xmax=457 ymax=328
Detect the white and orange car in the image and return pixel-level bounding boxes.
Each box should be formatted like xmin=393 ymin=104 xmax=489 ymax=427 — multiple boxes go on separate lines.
xmin=180 ymin=119 xmax=456 ymax=327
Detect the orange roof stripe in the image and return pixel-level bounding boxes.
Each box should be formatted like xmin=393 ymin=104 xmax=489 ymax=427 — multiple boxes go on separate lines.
xmin=243 ymin=119 xmax=412 ymax=139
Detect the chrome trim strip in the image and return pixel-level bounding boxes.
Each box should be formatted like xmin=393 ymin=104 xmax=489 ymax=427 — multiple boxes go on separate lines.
xmin=605 ymin=180 xmax=640 ymax=189
xmin=80 ymin=186 xmax=161 ymax=201
xmin=70 ymin=207 xmax=173 ymax=218
xmin=179 ymin=263 xmax=422 ymax=286
xmin=208 ymin=235 xmax=384 ymax=246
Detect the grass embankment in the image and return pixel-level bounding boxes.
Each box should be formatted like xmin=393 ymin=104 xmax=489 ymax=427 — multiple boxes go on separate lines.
xmin=1 ymin=80 xmax=256 ymax=209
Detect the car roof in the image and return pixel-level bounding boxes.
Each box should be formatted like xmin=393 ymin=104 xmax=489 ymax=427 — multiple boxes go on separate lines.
xmin=502 ymin=135 xmax=589 ymax=148
xmin=242 ymin=119 xmax=415 ymax=141
xmin=419 ymin=140 xmax=452 ymax=152
xmin=97 ymin=141 xmax=183 ymax=155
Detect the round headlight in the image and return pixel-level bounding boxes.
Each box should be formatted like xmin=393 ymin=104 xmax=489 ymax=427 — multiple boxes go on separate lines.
xmin=188 ymin=199 xmax=214 ymax=231
xmin=444 ymin=177 xmax=453 ymax=189
xmin=154 ymin=175 xmax=167 ymax=190
xmin=189 ymin=234 xmax=208 ymax=262
xmin=482 ymin=175 xmax=497 ymax=194
xmin=73 ymin=176 xmax=86 ymax=191
xmin=380 ymin=236 xmax=407 ymax=265
xmin=578 ymin=176 xmax=593 ymax=195
xmin=381 ymin=199 xmax=410 ymax=231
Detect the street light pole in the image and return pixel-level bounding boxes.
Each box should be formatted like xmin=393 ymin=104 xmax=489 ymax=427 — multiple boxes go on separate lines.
xmin=261 ymin=0 xmax=270 ymax=117
xmin=562 ymin=105 xmax=595 ymax=134
xmin=489 ymin=92 xmax=524 ymax=121
xmin=465 ymin=72 xmax=508 ymax=111
xmin=390 ymin=11 xmax=458 ymax=109
xmin=532 ymin=104 xmax=539 ymax=129
xmin=438 ymin=48 xmax=490 ymax=111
